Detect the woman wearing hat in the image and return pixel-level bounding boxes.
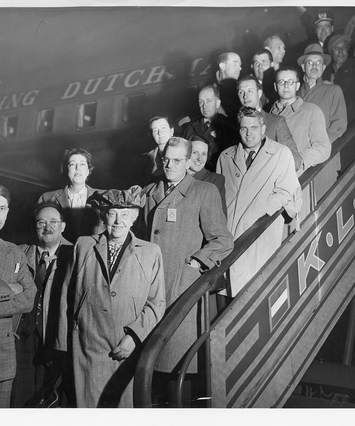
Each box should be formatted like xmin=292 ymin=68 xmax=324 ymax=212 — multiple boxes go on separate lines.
xmin=56 ymin=185 xmax=165 ymax=407
xmin=0 ymin=185 xmax=36 ymax=407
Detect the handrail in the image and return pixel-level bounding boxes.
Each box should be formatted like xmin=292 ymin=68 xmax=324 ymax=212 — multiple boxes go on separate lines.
xmin=133 ymin=122 xmax=355 ymax=408
xmin=0 ymin=167 xmax=52 ymax=189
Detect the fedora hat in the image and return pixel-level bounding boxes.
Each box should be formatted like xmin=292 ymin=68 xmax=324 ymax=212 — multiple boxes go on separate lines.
xmin=297 ymin=43 xmax=331 ymax=67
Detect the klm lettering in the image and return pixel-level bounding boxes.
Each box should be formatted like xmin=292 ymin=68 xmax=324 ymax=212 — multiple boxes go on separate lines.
xmin=297 ymin=202 xmax=355 ymax=295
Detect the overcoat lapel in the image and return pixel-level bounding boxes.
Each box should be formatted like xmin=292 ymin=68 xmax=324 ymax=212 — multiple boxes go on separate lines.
xmin=93 ymin=235 xmax=110 ymax=284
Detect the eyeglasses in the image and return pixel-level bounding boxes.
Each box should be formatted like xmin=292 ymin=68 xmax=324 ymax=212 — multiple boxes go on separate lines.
xmin=276 ymin=79 xmax=298 ymax=87
xmin=36 ymin=219 xmax=62 ymax=229
xmin=305 ymin=60 xmax=323 ymax=67
xmin=162 ymin=157 xmax=187 ymax=166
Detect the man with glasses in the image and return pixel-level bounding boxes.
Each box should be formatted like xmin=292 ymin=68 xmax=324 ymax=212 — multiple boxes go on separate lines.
xmin=12 ymin=202 xmax=73 ymax=407
xmin=298 ymin=44 xmax=347 ymax=199
xmin=142 ymin=136 xmax=233 ymax=405
xmin=270 ymin=66 xmax=330 ymax=174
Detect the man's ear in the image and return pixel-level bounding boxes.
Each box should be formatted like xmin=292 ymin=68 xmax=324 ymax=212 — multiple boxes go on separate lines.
xmin=219 ymin=62 xmax=226 ymax=72
xmin=301 ymin=63 xmax=305 ymax=73
xmin=61 ymin=221 xmax=66 ymax=233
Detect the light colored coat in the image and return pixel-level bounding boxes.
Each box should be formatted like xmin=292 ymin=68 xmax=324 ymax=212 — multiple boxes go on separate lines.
xmin=216 ymin=137 xmax=301 ymax=296
xmin=59 ymin=232 xmax=165 ymax=407
xmin=142 ymin=174 xmax=234 ymax=372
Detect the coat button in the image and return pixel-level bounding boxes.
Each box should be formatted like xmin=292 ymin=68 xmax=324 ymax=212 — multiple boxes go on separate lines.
xmin=110 ymin=291 xmax=117 ymax=297
xmin=154 ymin=230 xmax=160 ymax=235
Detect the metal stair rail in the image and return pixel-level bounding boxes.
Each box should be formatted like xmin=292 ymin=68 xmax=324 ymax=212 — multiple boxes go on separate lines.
xmin=134 ymin=122 xmax=355 ymax=407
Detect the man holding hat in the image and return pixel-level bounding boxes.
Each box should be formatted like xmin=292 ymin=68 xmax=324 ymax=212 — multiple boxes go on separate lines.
xmin=298 ymin=43 xmax=347 ymax=144
xmin=57 ymin=185 xmax=165 ymax=407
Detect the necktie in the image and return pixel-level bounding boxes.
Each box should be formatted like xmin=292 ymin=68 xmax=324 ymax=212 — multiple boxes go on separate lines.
xmin=165 ymin=184 xmax=175 ymax=198
xmin=245 ymin=150 xmax=256 ymax=170
xmin=34 ymin=250 xmax=49 ymax=339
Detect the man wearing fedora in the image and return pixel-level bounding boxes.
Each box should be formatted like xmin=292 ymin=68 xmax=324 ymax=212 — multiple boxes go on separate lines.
xmin=298 ymin=43 xmax=347 ymax=200
xmin=56 ymin=186 xmax=165 ymax=408
xmin=298 ymin=43 xmax=347 ymax=144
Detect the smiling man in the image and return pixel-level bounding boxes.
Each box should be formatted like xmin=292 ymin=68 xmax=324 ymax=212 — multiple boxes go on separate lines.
xmin=57 ymin=186 xmax=165 ymax=408
xmin=13 ymin=202 xmax=73 ymax=407
xmin=216 ymin=107 xmax=301 ymax=297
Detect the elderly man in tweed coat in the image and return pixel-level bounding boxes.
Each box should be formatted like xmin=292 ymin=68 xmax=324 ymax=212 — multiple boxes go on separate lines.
xmin=141 ymin=137 xmax=233 ymax=403
xmin=0 ymin=185 xmax=36 ymax=407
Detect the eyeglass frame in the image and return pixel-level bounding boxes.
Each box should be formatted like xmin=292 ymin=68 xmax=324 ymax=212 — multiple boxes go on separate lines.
xmin=276 ymin=79 xmax=299 ymax=87
xmin=35 ymin=219 xmax=62 ymax=229
xmin=161 ymin=156 xmax=188 ymax=166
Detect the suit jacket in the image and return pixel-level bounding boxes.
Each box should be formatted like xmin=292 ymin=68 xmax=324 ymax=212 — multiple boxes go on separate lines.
xmin=142 ymin=173 xmax=233 ymax=372
xmin=0 ymin=238 xmax=36 ymax=381
xmin=217 ymin=138 xmax=301 ymax=296
xmin=18 ymin=237 xmax=73 ymax=348
xmin=182 ymin=114 xmax=237 ymax=168
xmin=38 ymin=185 xmax=103 ymax=243
xmin=57 ymin=232 xmax=165 ymax=407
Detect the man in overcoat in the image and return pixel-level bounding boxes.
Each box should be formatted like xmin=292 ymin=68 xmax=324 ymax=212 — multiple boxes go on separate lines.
xmin=0 ymin=185 xmax=36 ymax=407
xmin=57 ymin=186 xmax=165 ymax=408
xmin=217 ymin=107 xmax=301 ymax=297
xmin=141 ymin=137 xmax=233 ymax=393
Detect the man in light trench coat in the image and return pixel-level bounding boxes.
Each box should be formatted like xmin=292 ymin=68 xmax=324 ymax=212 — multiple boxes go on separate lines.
xmin=217 ymin=107 xmax=302 ymax=299
xmin=56 ymin=186 xmax=166 ymax=408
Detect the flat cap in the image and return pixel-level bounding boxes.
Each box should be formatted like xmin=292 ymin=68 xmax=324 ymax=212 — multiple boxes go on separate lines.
xmin=297 ymin=43 xmax=331 ymax=66
xmin=87 ymin=185 xmax=146 ymax=210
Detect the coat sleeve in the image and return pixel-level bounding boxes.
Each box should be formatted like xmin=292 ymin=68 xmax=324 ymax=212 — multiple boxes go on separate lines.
xmin=327 ymin=85 xmax=347 ymax=143
xmin=125 ymin=245 xmax=166 ymax=342
xmin=302 ymin=105 xmax=331 ymax=170
xmin=264 ymin=147 xmax=302 ymax=218
xmin=0 ymin=250 xmax=36 ymax=318
xmin=192 ymin=183 xmax=234 ymax=269
xmin=275 ymin=116 xmax=303 ymax=171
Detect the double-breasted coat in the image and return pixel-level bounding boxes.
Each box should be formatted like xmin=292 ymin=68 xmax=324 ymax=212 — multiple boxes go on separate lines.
xmin=57 ymin=232 xmax=165 ymax=407
xmin=0 ymin=239 xmax=36 ymax=384
xmin=217 ymin=137 xmax=301 ymax=297
xmin=142 ymin=174 xmax=234 ymax=372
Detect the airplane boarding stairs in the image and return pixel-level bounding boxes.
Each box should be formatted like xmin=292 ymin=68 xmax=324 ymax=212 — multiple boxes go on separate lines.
xmin=134 ymin=123 xmax=355 ymax=408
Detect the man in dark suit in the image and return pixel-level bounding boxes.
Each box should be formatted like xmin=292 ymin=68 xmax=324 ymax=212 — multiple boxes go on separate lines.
xmin=182 ymin=85 xmax=237 ymax=168
xmin=12 ymin=202 xmax=73 ymax=407
xmin=237 ymin=75 xmax=302 ymax=171
xmin=0 ymin=185 xmax=36 ymax=408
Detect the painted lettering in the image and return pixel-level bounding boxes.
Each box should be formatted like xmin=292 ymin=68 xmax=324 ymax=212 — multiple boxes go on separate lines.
xmin=336 ymin=206 xmax=354 ymax=244
xmin=103 ymin=73 xmax=125 ymax=92
xmin=124 ymin=69 xmax=145 ymax=88
xmin=190 ymin=57 xmax=204 ymax=74
xmin=297 ymin=233 xmax=325 ymax=295
xmin=143 ymin=66 xmax=166 ymax=85
xmin=61 ymin=81 xmax=81 ymax=100
xmin=22 ymin=90 xmax=40 ymax=106
xmin=83 ymin=77 xmax=105 ymax=96
xmin=0 ymin=96 xmax=8 ymax=110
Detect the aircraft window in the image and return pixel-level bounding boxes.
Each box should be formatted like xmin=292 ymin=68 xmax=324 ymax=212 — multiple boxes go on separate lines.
xmin=37 ymin=108 xmax=54 ymax=133
xmin=1 ymin=115 xmax=18 ymax=138
xmin=123 ymin=93 xmax=146 ymax=123
xmin=77 ymin=102 xmax=97 ymax=129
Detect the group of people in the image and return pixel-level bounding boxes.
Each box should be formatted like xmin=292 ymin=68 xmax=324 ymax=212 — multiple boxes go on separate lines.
xmin=1 ymin=9 xmax=354 ymax=408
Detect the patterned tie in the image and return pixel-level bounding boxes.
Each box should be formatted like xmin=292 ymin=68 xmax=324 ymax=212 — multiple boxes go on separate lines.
xmin=165 ymin=183 xmax=175 ymax=198
xmin=34 ymin=250 xmax=49 ymax=338
xmin=245 ymin=150 xmax=256 ymax=170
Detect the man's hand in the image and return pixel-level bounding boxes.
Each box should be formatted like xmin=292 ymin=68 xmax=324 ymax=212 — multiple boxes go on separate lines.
xmin=110 ymin=334 xmax=136 ymax=361
xmin=186 ymin=258 xmax=200 ymax=269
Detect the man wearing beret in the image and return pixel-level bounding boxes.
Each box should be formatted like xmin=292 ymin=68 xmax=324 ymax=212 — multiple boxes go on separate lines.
xmin=141 ymin=137 xmax=233 ymax=404
xmin=56 ymin=186 xmax=165 ymax=407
